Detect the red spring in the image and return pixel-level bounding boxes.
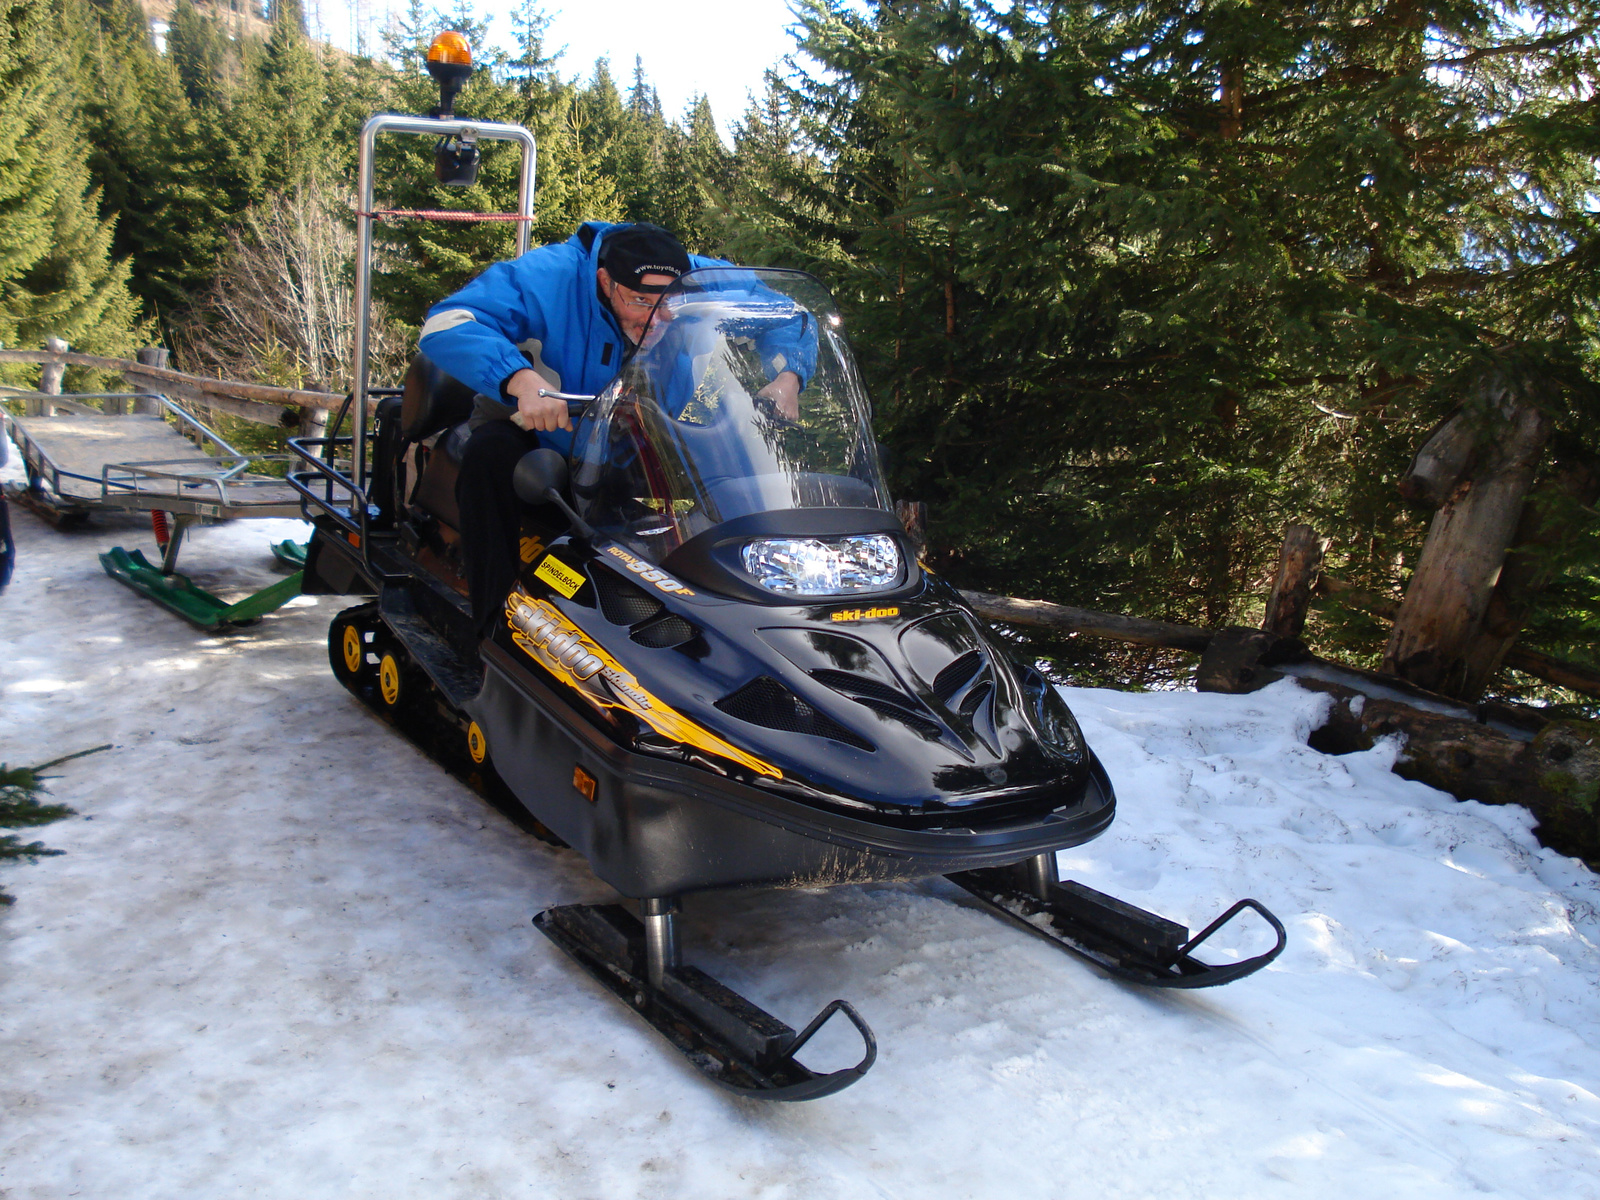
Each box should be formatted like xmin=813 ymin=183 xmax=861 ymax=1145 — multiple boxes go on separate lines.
xmin=151 ymin=510 xmax=170 ymax=548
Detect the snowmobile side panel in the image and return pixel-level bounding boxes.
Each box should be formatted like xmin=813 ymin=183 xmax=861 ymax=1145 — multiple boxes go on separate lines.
xmin=300 ymin=527 xmax=371 ymax=596
xmin=472 ymin=640 xmax=1116 ymax=897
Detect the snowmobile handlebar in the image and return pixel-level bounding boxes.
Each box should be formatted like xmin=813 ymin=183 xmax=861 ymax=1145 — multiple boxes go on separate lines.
xmin=537 ymin=388 xmax=596 ymax=414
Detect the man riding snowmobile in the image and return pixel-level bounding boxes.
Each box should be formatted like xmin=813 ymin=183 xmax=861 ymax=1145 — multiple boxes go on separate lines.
xmin=418 ymin=221 xmax=809 ymax=632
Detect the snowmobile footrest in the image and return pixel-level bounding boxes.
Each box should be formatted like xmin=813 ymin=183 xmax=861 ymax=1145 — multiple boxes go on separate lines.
xmin=947 ymin=869 xmax=1286 ymax=989
xmin=534 ymin=903 xmax=876 ymax=1100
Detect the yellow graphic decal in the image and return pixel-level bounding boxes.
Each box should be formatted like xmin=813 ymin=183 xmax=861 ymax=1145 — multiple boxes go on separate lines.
xmin=830 ymin=606 xmax=901 ymax=623
xmin=505 ymin=591 xmax=780 ymax=779
xmin=535 ymin=555 xmax=585 ymax=598
xmin=604 ymin=545 xmax=695 ymax=596
xmin=519 ymin=535 xmax=546 ymax=564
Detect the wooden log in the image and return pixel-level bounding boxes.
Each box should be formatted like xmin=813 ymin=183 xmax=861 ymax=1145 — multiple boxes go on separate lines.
xmin=1315 ymin=572 xmax=1600 ymax=702
xmin=30 ymin=337 xmax=67 ymax=417
xmin=1303 ymin=677 xmax=1599 ymax=863
xmin=1262 ymin=524 xmax=1326 ymax=639
xmin=1397 ymin=405 xmax=1479 ymax=505
xmin=159 ymin=383 xmax=295 ymax=429
xmin=1384 ymin=378 xmax=1550 ymax=697
xmin=0 ymin=347 xmax=341 ymax=412
xmin=1458 ymin=452 xmax=1600 ymax=698
xmin=1195 ymin=626 xmax=1305 ymax=693
xmin=959 ymin=589 xmax=1213 ymax=651
xmin=1503 ymin=646 xmax=1600 ymax=700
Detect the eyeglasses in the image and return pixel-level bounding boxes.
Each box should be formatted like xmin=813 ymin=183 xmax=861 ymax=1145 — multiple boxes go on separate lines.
xmin=610 ymin=283 xmax=666 ymax=311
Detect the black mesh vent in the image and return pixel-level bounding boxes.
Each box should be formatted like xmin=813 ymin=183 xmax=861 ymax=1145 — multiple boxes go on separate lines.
xmin=715 ymin=677 xmax=875 ymax=752
xmin=810 ymin=669 xmax=916 ymax=710
xmin=631 ymin=614 xmax=697 ymax=649
xmin=959 ymin=680 xmax=994 ymax=719
xmin=591 ymin=567 xmax=663 ymax=626
xmin=848 ymin=695 xmax=945 ymax=738
xmin=932 ymin=651 xmax=985 ymax=705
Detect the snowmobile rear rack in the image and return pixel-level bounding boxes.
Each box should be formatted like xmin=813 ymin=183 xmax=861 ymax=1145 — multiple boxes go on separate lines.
xmin=535 ymin=902 xmax=877 ymax=1101
xmin=3 ymin=396 xmax=299 ymax=524
xmin=3 ymin=394 xmax=307 ymax=627
xmin=947 ymin=864 xmax=1287 ymax=988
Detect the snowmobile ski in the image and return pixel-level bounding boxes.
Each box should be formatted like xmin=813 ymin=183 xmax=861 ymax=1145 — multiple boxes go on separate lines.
xmin=535 ymin=902 xmax=876 ymax=1101
xmin=99 ymin=546 xmax=304 ymax=630
xmin=947 ymin=866 xmax=1286 ymax=989
xmin=271 ymin=539 xmax=309 ymax=568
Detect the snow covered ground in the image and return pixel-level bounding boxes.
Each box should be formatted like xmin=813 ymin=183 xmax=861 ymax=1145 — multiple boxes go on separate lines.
xmin=3 ymin=465 xmax=1600 ymax=1198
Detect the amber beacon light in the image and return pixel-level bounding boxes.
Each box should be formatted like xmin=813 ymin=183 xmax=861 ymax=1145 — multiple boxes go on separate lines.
xmin=426 ymin=31 xmax=473 ymax=117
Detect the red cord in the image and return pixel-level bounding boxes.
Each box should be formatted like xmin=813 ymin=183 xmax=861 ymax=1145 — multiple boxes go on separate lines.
xmin=358 ymin=209 xmax=532 ymax=222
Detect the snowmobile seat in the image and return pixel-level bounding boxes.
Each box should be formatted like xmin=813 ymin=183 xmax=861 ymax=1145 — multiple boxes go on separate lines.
xmin=401 ymin=354 xmax=478 ymax=445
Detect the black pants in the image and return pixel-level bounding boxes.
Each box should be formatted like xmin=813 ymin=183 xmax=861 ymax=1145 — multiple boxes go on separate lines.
xmin=455 ymin=418 xmax=541 ymax=634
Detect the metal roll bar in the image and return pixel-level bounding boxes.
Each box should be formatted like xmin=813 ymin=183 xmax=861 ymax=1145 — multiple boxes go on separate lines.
xmin=351 ymin=114 xmax=537 ymax=494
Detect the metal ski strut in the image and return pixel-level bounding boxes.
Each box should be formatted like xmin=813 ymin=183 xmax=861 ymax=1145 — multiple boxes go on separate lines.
xmin=535 ymin=902 xmax=876 ymax=1101
xmin=948 ymin=858 xmax=1286 ymax=989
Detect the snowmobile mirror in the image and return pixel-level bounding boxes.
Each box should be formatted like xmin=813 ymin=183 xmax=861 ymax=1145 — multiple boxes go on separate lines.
xmin=514 ymin=448 xmax=570 ymax=506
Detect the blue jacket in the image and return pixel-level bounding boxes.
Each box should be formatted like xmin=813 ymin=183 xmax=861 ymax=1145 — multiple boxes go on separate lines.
xmin=417 ymin=222 xmax=813 ymax=457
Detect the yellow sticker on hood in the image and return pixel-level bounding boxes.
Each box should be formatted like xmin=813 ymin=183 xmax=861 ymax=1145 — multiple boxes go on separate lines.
xmin=535 ymin=555 xmax=585 ymax=598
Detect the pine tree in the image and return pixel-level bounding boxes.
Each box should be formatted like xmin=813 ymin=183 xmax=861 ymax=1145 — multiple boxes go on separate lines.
xmin=237 ymin=0 xmax=336 ymax=195
xmin=740 ymin=0 xmax=1600 ymax=672
xmin=67 ymin=0 xmax=230 ymax=319
xmin=0 ymin=0 xmax=141 ymax=365
xmin=167 ymin=0 xmax=233 ymax=111
xmin=506 ymin=0 xmax=619 ymax=238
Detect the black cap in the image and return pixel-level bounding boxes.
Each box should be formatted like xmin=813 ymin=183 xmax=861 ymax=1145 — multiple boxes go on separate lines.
xmin=598 ymin=223 xmax=691 ymax=292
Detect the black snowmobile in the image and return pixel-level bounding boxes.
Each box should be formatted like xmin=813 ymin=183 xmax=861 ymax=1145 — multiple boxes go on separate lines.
xmin=290 ymin=68 xmax=1284 ymax=1102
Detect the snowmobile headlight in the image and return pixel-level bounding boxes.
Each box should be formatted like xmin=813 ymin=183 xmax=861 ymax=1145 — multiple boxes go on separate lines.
xmin=741 ymin=534 xmax=901 ymax=595
xmin=1026 ymin=672 xmax=1086 ymax=763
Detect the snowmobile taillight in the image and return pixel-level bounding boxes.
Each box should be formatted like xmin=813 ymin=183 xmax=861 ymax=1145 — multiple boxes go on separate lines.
xmin=741 ymin=534 xmax=900 ymax=595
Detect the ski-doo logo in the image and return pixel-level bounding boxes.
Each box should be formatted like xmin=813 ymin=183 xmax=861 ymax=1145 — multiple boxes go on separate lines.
xmin=504 ymin=591 xmax=781 ymax=780
xmin=535 ymin=554 xmax=585 ymax=598
xmin=830 ymin=606 xmax=900 ymax=623
xmin=506 ymin=599 xmax=657 ymax=709
xmin=603 ymin=546 xmax=695 ymax=595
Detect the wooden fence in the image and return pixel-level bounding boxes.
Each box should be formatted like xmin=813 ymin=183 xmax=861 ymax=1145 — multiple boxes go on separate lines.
xmin=0 ymin=341 xmax=343 ymax=431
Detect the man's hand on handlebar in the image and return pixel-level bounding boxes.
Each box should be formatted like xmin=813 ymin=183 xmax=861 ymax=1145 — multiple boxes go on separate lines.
xmin=756 ymin=371 xmax=802 ymax=422
xmin=506 ymin=368 xmax=572 ymax=433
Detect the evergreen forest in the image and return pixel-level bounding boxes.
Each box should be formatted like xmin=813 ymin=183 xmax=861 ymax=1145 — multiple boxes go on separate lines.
xmin=2 ymin=0 xmax=1597 ymax=710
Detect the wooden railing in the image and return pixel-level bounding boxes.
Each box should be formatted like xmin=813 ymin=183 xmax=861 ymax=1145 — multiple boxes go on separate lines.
xmin=0 ymin=343 xmax=343 ymax=428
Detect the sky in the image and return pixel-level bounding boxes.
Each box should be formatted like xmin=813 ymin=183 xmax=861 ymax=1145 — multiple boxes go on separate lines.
xmin=307 ymin=0 xmax=809 ymax=135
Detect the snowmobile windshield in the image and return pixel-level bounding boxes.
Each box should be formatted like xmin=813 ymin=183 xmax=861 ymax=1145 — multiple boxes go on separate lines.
xmin=570 ymin=267 xmax=892 ymax=563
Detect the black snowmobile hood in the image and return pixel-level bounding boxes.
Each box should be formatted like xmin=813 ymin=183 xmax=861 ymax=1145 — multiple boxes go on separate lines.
xmin=494 ymin=535 xmax=1095 ymax=825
